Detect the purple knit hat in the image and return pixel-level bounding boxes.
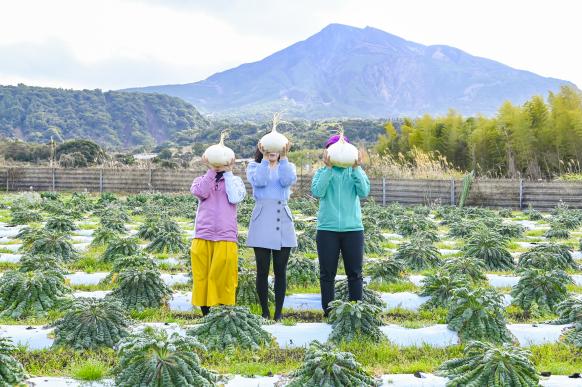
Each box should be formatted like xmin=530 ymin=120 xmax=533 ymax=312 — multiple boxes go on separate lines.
xmin=325 ymin=134 xmax=350 ymax=148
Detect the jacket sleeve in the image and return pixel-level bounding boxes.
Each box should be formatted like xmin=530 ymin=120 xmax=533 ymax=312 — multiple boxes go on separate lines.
xmin=224 ymin=172 xmax=247 ymax=204
xmin=246 ymin=160 xmax=269 ymax=188
xmin=351 ymin=167 xmax=370 ymax=198
xmin=278 ymin=159 xmax=297 ymax=188
xmin=311 ymin=167 xmax=332 ymax=198
xmin=190 ymin=169 xmax=217 ymax=200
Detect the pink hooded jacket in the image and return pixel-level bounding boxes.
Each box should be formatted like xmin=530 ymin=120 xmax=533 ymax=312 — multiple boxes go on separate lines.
xmin=191 ymin=169 xmax=246 ymax=243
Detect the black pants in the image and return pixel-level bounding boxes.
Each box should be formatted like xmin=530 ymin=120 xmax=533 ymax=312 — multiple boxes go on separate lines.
xmin=316 ymin=230 xmax=364 ymax=314
xmin=254 ymin=247 xmax=291 ymax=320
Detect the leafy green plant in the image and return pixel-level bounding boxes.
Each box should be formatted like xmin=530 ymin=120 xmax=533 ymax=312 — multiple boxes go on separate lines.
xmin=286 ymin=341 xmax=381 ymax=387
xmin=26 ymin=230 xmax=79 ymax=262
xmin=145 ymin=230 xmax=186 ymax=254
xmin=101 ymin=236 xmax=140 ymax=262
xmin=524 ymin=204 xmax=543 ymax=220
xmin=102 ymin=254 xmax=158 ymax=284
xmin=447 ymin=287 xmax=512 ymax=344
xmin=53 ymin=297 xmax=131 ymax=349
xmin=44 ymin=215 xmax=75 ymax=233
xmin=236 ymin=268 xmax=274 ymax=306
xmin=544 ymin=225 xmax=570 ymax=239
xmin=0 ymin=269 xmax=71 ymax=319
xmin=328 ymin=300 xmax=383 ymax=343
xmin=187 ymin=306 xmax=273 ymax=352
xmin=394 ymin=238 xmax=441 ymax=271
xmin=115 ymin=326 xmax=219 ymax=387
xmin=10 ymin=207 xmax=42 ymax=225
xmin=436 ymin=341 xmax=539 ymax=387
xmin=18 ymin=254 xmax=65 ymax=274
xmin=109 ymin=267 xmax=172 ymax=311
xmin=365 ymin=256 xmax=405 ymax=283
xmin=548 ymin=297 xmax=582 ymax=347
xmin=518 ymin=243 xmax=577 ymax=270
xmin=295 ymin=222 xmax=317 ymax=253
xmin=496 ymin=222 xmax=524 ymax=238
xmin=441 ymin=255 xmax=487 ymax=284
xmin=395 ymin=213 xmax=436 ymax=237
xmin=511 ymin=268 xmax=572 ymax=313
xmin=463 ymin=227 xmax=514 ymax=270
xmin=287 ymin=255 xmax=319 ymax=287
xmin=334 ymin=279 xmax=385 ymax=308
xmin=419 ymin=271 xmax=468 ymax=309
xmin=0 ymin=337 xmax=27 ymax=386
xmin=498 ymin=208 xmax=512 ymax=218
xmin=91 ymin=226 xmax=123 ymax=246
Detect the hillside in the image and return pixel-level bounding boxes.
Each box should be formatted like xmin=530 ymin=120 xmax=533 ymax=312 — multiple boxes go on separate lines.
xmin=0 ymin=84 xmax=210 ymax=147
xmin=124 ymin=23 xmax=575 ymax=119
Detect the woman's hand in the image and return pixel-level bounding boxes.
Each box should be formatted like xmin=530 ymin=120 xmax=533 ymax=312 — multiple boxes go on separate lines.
xmin=222 ymin=158 xmax=235 ymax=172
xmin=323 ymin=150 xmax=332 ymax=169
xmin=280 ymin=142 xmax=291 ymax=159
xmin=258 ymin=142 xmax=267 ymax=157
xmin=201 ymin=155 xmax=211 ymax=169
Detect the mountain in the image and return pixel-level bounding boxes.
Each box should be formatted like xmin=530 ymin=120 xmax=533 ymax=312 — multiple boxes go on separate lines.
xmin=124 ymin=23 xmax=576 ymax=119
xmin=0 ymin=84 xmax=210 ymax=147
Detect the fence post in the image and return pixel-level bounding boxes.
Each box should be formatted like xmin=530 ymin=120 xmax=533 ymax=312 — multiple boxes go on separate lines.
xmin=382 ymin=177 xmax=386 ymax=206
xmin=51 ymin=168 xmax=56 ymax=192
xmin=99 ymin=168 xmax=104 ymax=193
xmin=519 ymin=179 xmax=523 ymax=210
xmin=450 ymin=179 xmax=455 ymax=205
xmin=148 ymin=167 xmax=153 ymax=191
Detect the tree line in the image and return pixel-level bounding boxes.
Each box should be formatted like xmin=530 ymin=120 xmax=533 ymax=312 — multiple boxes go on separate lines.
xmin=375 ymin=86 xmax=582 ymax=179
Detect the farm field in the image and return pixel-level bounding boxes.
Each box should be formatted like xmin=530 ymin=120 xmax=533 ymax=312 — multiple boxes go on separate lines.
xmin=0 ymin=191 xmax=580 ymax=386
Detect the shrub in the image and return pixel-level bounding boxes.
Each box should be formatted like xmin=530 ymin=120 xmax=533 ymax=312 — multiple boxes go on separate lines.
xmin=436 ymin=341 xmax=539 ymax=387
xmin=419 ymin=271 xmax=468 ymax=309
xmin=294 ymin=222 xmax=317 ymax=253
xmin=334 ymin=279 xmax=385 ymax=308
xmin=498 ymin=208 xmax=513 ymax=218
xmin=0 ymin=269 xmax=70 ymax=319
xmin=18 ymin=254 xmax=65 ymax=274
xmin=394 ymin=238 xmax=441 ymax=271
xmin=395 ymin=213 xmax=436 ymax=237
xmin=90 ymin=226 xmax=122 ymax=246
xmin=286 ymin=341 xmax=381 ymax=387
xmin=53 ymin=297 xmax=131 ymax=349
xmin=441 ymin=255 xmax=487 ymax=284
xmin=524 ymin=204 xmax=543 ymax=221
xmin=287 ymin=255 xmax=319 ymax=287
xmin=44 ymin=215 xmax=75 ymax=233
xmin=366 ymin=256 xmax=405 ymax=283
xmin=548 ymin=297 xmax=582 ymax=347
xmin=10 ymin=208 xmax=42 ymax=225
xmin=511 ymin=268 xmax=572 ymax=313
xmin=236 ymin=269 xmax=274 ymax=306
xmin=109 ymin=267 xmax=172 ymax=311
xmin=447 ymin=287 xmax=512 ymax=344
xmin=27 ymin=230 xmax=78 ymax=262
xmin=544 ymin=225 xmax=570 ymax=240
xmin=115 ymin=326 xmax=219 ymax=387
xmin=101 ymin=237 xmax=140 ymax=262
xmin=145 ymin=230 xmax=186 ymax=254
xmin=463 ymin=227 xmax=514 ymax=270
xmin=328 ymin=300 xmax=383 ymax=343
xmin=0 ymin=337 xmax=27 ymax=386
xmin=187 ymin=306 xmax=273 ymax=352
xmin=518 ymin=243 xmax=577 ymax=270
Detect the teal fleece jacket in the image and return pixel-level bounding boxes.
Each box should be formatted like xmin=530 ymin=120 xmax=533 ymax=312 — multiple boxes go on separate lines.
xmin=311 ymin=166 xmax=370 ymax=232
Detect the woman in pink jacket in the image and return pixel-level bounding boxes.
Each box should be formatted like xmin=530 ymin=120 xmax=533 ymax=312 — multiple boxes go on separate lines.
xmin=190 ymin=157 xmax=246 ymax=316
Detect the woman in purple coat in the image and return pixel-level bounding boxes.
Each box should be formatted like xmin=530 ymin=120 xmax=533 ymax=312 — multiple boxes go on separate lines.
xmin=246 ymin=142 xmax=297 ymax=320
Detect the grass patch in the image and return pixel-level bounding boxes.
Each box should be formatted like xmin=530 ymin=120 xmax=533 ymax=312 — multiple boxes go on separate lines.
xmin=525 ymin=229 xmax=547 ymax=237
xmin=287 ymin=285 xmax=320 ymax=295
xmin=0 ymin=262 xmax=19 ymax=271
xmin=566 ymin=283 xmax=582 ymax=293
xmin=368 ymin=280 xmax=419 ymax=293
xmin=0 ymin=309 xmax=64 ymax=325
xmin=71 ymin=358 xmax=108 ymax=381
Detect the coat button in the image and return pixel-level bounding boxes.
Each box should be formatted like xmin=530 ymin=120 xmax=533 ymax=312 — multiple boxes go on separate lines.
xmin=277 ymin=209 xmax=281 ymax=213
xmin=277 ymin=218 xmax=280 ymax=222
xmin=278 ymin=201 xmax=281 ymax=204
xmin=276 ymin=227 xmax=280 ymax=230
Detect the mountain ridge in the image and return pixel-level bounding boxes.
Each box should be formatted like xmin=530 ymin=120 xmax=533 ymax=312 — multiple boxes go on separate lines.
xmin=123 ymin=23 xmax=575 ymax=119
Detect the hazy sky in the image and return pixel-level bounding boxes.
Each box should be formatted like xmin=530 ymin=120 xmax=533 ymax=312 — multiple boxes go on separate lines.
xmin=0 ymin=0 xmax=580 ymax=90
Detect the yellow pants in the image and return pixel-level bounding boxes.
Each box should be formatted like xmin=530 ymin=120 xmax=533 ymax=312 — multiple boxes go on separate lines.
xmin=191 ymin=238 xmax=238 ymax=306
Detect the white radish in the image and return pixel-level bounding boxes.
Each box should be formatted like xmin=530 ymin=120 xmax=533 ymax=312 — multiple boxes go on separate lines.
xmin=327 ymin=132 xmax=358 ymax=167
xmin=259 ymin=112 xmax=289 ymax=152
xmin=203 ymin=131 xmax=235 ymax=167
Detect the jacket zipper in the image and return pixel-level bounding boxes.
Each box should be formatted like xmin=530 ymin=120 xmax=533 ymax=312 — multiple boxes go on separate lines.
xmin=338 ymin=169 xmax=342 ymax=231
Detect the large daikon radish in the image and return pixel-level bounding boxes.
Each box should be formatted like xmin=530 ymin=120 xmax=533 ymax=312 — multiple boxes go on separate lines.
xmin=259 ymin=112 xmax=289 ymax=152
xmin=203 ymin=131 xmax=235 ymax=167
xmin=327 ymin=131 xmax=359 ymax=167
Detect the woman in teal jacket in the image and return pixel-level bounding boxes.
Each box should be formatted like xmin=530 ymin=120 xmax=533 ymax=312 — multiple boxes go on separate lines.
xmin=311 ymin=134 xmax=370 ymax=316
